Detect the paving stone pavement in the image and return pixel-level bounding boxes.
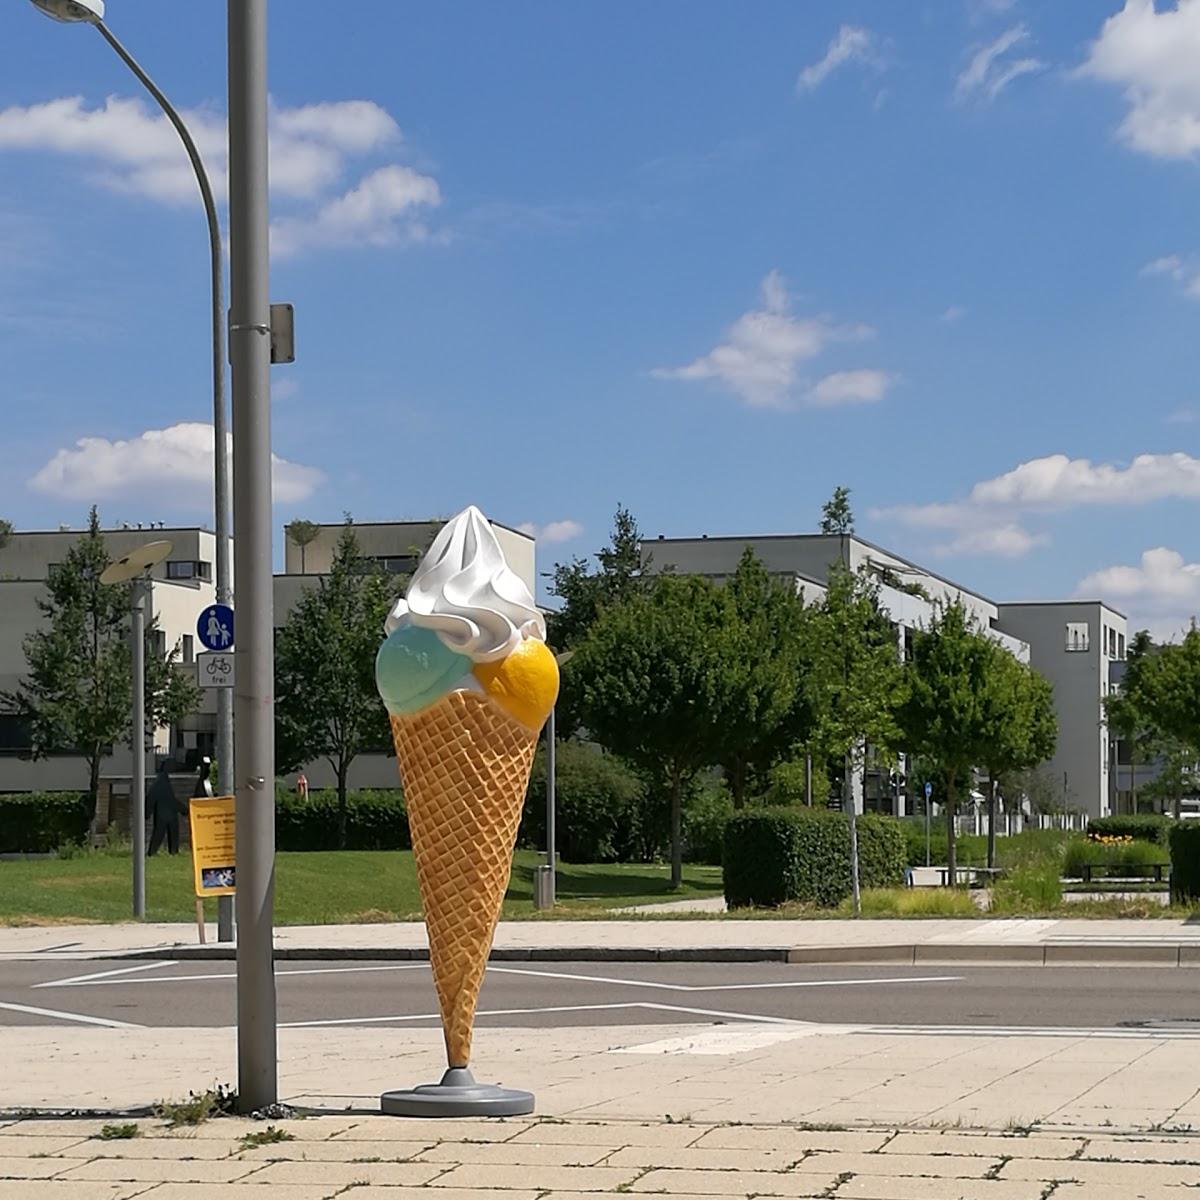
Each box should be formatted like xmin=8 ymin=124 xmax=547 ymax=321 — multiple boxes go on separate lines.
xmin=3 ymin=1116 xmax=1200 ymax=1199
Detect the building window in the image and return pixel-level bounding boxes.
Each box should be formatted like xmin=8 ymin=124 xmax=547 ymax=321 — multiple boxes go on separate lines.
xmin=166 ymin=560 xmax=212 ymax=581
xmin=1066 ymin=622 xmax=1090 ymax=652
xmin=1118 ymin=632 xmax=1126 ymax=660
xmin=0 ymin=714 xmax=32 ymax=756
xmin=372 ymin=555 xmax=420 ymax=575
xmin=182 ymin=635 xmax=194 ymax=665
xmin=1107 ymin=627 xmax=1117 ymax=658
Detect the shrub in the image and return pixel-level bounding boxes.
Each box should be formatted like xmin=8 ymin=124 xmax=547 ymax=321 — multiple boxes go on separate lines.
xmin=849 ymin=887 xmax=979 ymax=917
xmin=274 ymin=788 xmax=409 ymax=851
xmin=520 ymin=740 xmax=648 ymax=863
xmin=1169 ymin=823 xmax=1200 ymax=904
xmin=1087 ymin=814 xmax=1169 ymax=846
xmin=0 ymin=792 xmax=91 ymax=854
xmin=724 ymin=808 xmax=906 ymax=908
xmin=991 ymin=862 xmax=1062 ymax=913
xmin=1062 ymin=835 xmax=1166 ymax=878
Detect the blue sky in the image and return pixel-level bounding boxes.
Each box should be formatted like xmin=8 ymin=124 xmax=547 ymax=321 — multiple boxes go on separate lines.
xmin=2 ymin=1 xmax=1200 ymax=634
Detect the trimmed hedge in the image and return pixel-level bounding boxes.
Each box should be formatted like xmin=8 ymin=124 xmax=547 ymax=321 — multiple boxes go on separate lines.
xmin=520 ymin=741 xmax=649 ymax=863
xmin=723 ymin=807 xmax=907 ymax=908
xmin=1170 ymin=822 xmax=1200 ymax=904
xmin=274 ymin=788 xmax=410 ymax=851
xmin=0 ymin=792 xmax=91 ymax=854
xmin=1087 ymin=814 xmax=1169 ymax=846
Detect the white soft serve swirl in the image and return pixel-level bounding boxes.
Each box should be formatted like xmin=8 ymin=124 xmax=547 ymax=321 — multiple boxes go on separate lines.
xmin=391 ymin=505 xmax=546 ymax=662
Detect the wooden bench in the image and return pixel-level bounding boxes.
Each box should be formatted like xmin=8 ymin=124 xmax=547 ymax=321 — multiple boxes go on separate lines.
xmin=931 ymin=865 xmax=1005 ymax=887
xmin=1079 ymin=862 xmax=1169 ymax=883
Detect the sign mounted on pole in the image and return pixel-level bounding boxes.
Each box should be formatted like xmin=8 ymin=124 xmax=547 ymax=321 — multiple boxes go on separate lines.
xmin=197 ymin=652 xmax=235 ymax=689
xmin=198 ymin=604 xmax=235 ymax=651
xmin=189 ymin=794 xmax=237 ymax=897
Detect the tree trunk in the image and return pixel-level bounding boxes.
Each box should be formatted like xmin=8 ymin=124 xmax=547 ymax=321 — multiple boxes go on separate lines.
xmin=945 ymin=774 xmax=958 ymax=887
xmin=987 ymin=776 xmax=997 ymax=871
xmin=805 ymin=753 xmax=813 ymax=807
xmin=729 ymin=761 xmax=747 ymax=810
xmin=669 ymin=774 xmax=683 ymax=889
xmin=336 ymin=760 xmax=349 ymax=850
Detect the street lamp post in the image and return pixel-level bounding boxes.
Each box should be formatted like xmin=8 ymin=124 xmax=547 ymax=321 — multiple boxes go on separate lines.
xmin=29 ymin=0 xmax=236 ymax=942
xmin=100 ymin=539 xmax=173 ymax=917
xmin=227 ymin=0 xmax=278 ymax=1112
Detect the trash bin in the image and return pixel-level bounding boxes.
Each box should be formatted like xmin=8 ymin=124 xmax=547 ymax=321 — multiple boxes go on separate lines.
xmin=532 ymin=864 xmax=556 ymax=910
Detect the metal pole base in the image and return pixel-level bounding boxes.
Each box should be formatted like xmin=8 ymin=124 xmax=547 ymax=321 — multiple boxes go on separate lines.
xmin=381 ymin=1067 xmax=534 ymax=1118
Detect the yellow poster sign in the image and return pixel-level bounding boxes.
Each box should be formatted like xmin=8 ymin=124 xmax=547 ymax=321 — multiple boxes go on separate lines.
xmin=189 ymin=795 xmax=236 ymax=897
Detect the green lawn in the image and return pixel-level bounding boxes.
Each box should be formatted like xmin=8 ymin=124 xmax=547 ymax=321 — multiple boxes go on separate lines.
xmin=0 ymin=849 xmax=723 ymax=926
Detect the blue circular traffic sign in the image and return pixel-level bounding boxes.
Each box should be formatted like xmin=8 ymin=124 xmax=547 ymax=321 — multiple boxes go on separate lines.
xmin=198 ymin=604 xmax=234 ymax=651
xmin=924 ymin=781 xmax=933 ymax=799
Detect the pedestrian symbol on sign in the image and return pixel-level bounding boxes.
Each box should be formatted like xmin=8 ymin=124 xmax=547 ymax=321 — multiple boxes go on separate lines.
xmin=197 ymin=604 xmax=235 ymax=652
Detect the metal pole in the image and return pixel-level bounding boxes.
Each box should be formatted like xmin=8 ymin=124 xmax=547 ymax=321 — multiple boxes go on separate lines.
xmin=92 ymin=20 xmax=234 ymax=943
xmin=131 ymin=578 xmax=146 ymax=918
xmin=925 ymin=786 xmax=931 ymax=868
xmin=546 ymin=706 xmax=556 ymax=904
xmin=228 ymin=0 xmax=277 ymax=1112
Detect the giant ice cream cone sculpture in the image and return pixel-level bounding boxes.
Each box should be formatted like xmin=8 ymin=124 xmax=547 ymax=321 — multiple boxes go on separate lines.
xmin=376 ymin=507 xmax=558 ymax=1078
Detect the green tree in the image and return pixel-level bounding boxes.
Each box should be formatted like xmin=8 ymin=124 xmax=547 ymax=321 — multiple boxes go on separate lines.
xmin=808 ymin=564 xmax=904 ymax=908
xmin=719 ymin=548 xmax=818 ymax=807
xmin=1106 ymin=630 xmax=1159 ymax=811
xmin=980 ymin=651 xmax=1057 ymax=867
xmin=819 ymin=486 xmax=854 ymax=535
xmin=0 ymin=518 xmax=12 ymax=551
xmin=546 ymin=505 xmax=646 ymax=651
xmin=898 ymin=600 xmax=997 ymax=885
xmin=274 ymin=520 xmax=399 ymax=847
xmin=569 ymin=574 xmax=741 ymax=887
xmin=285 ymin=519 xmax=321 ymax=574
xmin=2 ymin=508 xmax=198 ymax=807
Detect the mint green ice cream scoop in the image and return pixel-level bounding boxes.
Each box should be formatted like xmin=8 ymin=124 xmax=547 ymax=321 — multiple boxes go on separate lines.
xmin=375 ymin=620 xmax=472 ymax=716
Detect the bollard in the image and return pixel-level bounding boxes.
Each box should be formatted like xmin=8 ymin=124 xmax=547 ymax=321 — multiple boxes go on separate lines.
xmin=532 ymin=864 xmax=556 ymax=910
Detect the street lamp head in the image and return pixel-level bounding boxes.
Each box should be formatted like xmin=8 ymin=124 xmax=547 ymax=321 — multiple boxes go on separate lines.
xmin=29 ymin=0 xmax=104 ymax=22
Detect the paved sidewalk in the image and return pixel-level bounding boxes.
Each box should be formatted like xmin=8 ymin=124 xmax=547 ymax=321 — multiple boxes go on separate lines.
xmin=6 ymin=918 xmax=1200 ymax=965
xmin=2 ymin=1112 xmax=1200 ymax=1199
xmin=6 ymin=1020 xmax=1200 ymax=1132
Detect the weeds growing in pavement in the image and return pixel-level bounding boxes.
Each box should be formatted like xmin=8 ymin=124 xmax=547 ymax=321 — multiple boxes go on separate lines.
xmin=154 ymin=1085 xmax=236 ymax=1128
xmin=239 ymin=1126 xmax=295 ymax=1150
xmin=96 ymin=1123 xmax=140 ymax=1140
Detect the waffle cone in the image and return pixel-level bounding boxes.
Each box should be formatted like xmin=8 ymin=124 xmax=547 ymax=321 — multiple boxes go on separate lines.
xmin=390 ymin=689 xmax=538 ymax=1068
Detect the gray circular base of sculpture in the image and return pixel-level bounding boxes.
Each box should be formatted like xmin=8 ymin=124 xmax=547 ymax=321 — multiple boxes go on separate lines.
xmin=381 ymin=1068 xmax=534 ymax=1118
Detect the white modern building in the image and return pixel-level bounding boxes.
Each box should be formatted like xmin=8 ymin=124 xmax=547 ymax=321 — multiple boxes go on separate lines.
xmin=643 ymin=531 xmax=1121 ymax=820
xmin=0 ymin=516 xmax=537 ymax=799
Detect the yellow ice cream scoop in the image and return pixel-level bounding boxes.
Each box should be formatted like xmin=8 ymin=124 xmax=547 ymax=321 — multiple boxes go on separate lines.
xmin=472 ymin=637 xmax=560 ymax=731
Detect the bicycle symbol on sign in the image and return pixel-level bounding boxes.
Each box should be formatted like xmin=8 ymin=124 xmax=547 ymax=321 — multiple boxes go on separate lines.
xmin=205 ymin=656 xmax=232 ymax=678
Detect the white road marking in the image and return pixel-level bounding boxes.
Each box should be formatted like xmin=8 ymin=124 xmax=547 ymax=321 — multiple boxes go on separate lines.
xmin=33 ymin=961 xmax=179 ymax=989
xmin=37 ymin=962 xmax=432 ymax=988
xmin=613 ymin=1022 xmax=838 ymax=1055
xmin=0 ymin=1000 xmax=143 ymax=1029
xmin=279 ymin=1002 xmax=647 ymax=1028
xmin=488 ymin=966 xmax=962 ymax=993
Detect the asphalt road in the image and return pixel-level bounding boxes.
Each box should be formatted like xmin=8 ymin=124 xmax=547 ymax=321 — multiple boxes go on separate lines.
xmin=3 ymin=959 xmax=1200 ymax=1034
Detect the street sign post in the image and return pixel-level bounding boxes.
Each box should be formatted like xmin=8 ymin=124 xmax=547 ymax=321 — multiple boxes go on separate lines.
xmin=198 ymin=604 xmax=235 ymax=651
xmin=198 ymin=651 xmax=236 ymax=689
xmin=924 ymin=781 xmax=933 ymax=868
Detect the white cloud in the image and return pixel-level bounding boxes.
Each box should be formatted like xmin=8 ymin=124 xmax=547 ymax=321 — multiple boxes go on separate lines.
xmin=1078 ymin=547 xmax=1200 ymax=639
xmin=941 ymin=305 xmax=968 ymax=323
xmin=1079 ymin=0 xmax=1200 ymax=160
xmin=1167 ymin=407 xmax=1199 ymax=424
xmin=0 ymin=95 xmax=437 ymax=257
xmin=1141 ymin=252 xmax=1200 ymax=298
xmin=809 ymin=368 xmax=894 ymax=407
xmin=875 ymin=451 xmax=1200 ymax=557
xmin=517 ymin=519 xmax=583 ymax=544
xmin=651 ymin=271 xmax=884 ymax=410
xmin=270 ymin=165 xmax=440 ymax=258
xmin=955 ymin=25 xmax=1046 ymax=102
xmin=29 ymin=421 xmax=323 ymax=506
xmin=797 ymin=26 xmax=880 ymax=93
